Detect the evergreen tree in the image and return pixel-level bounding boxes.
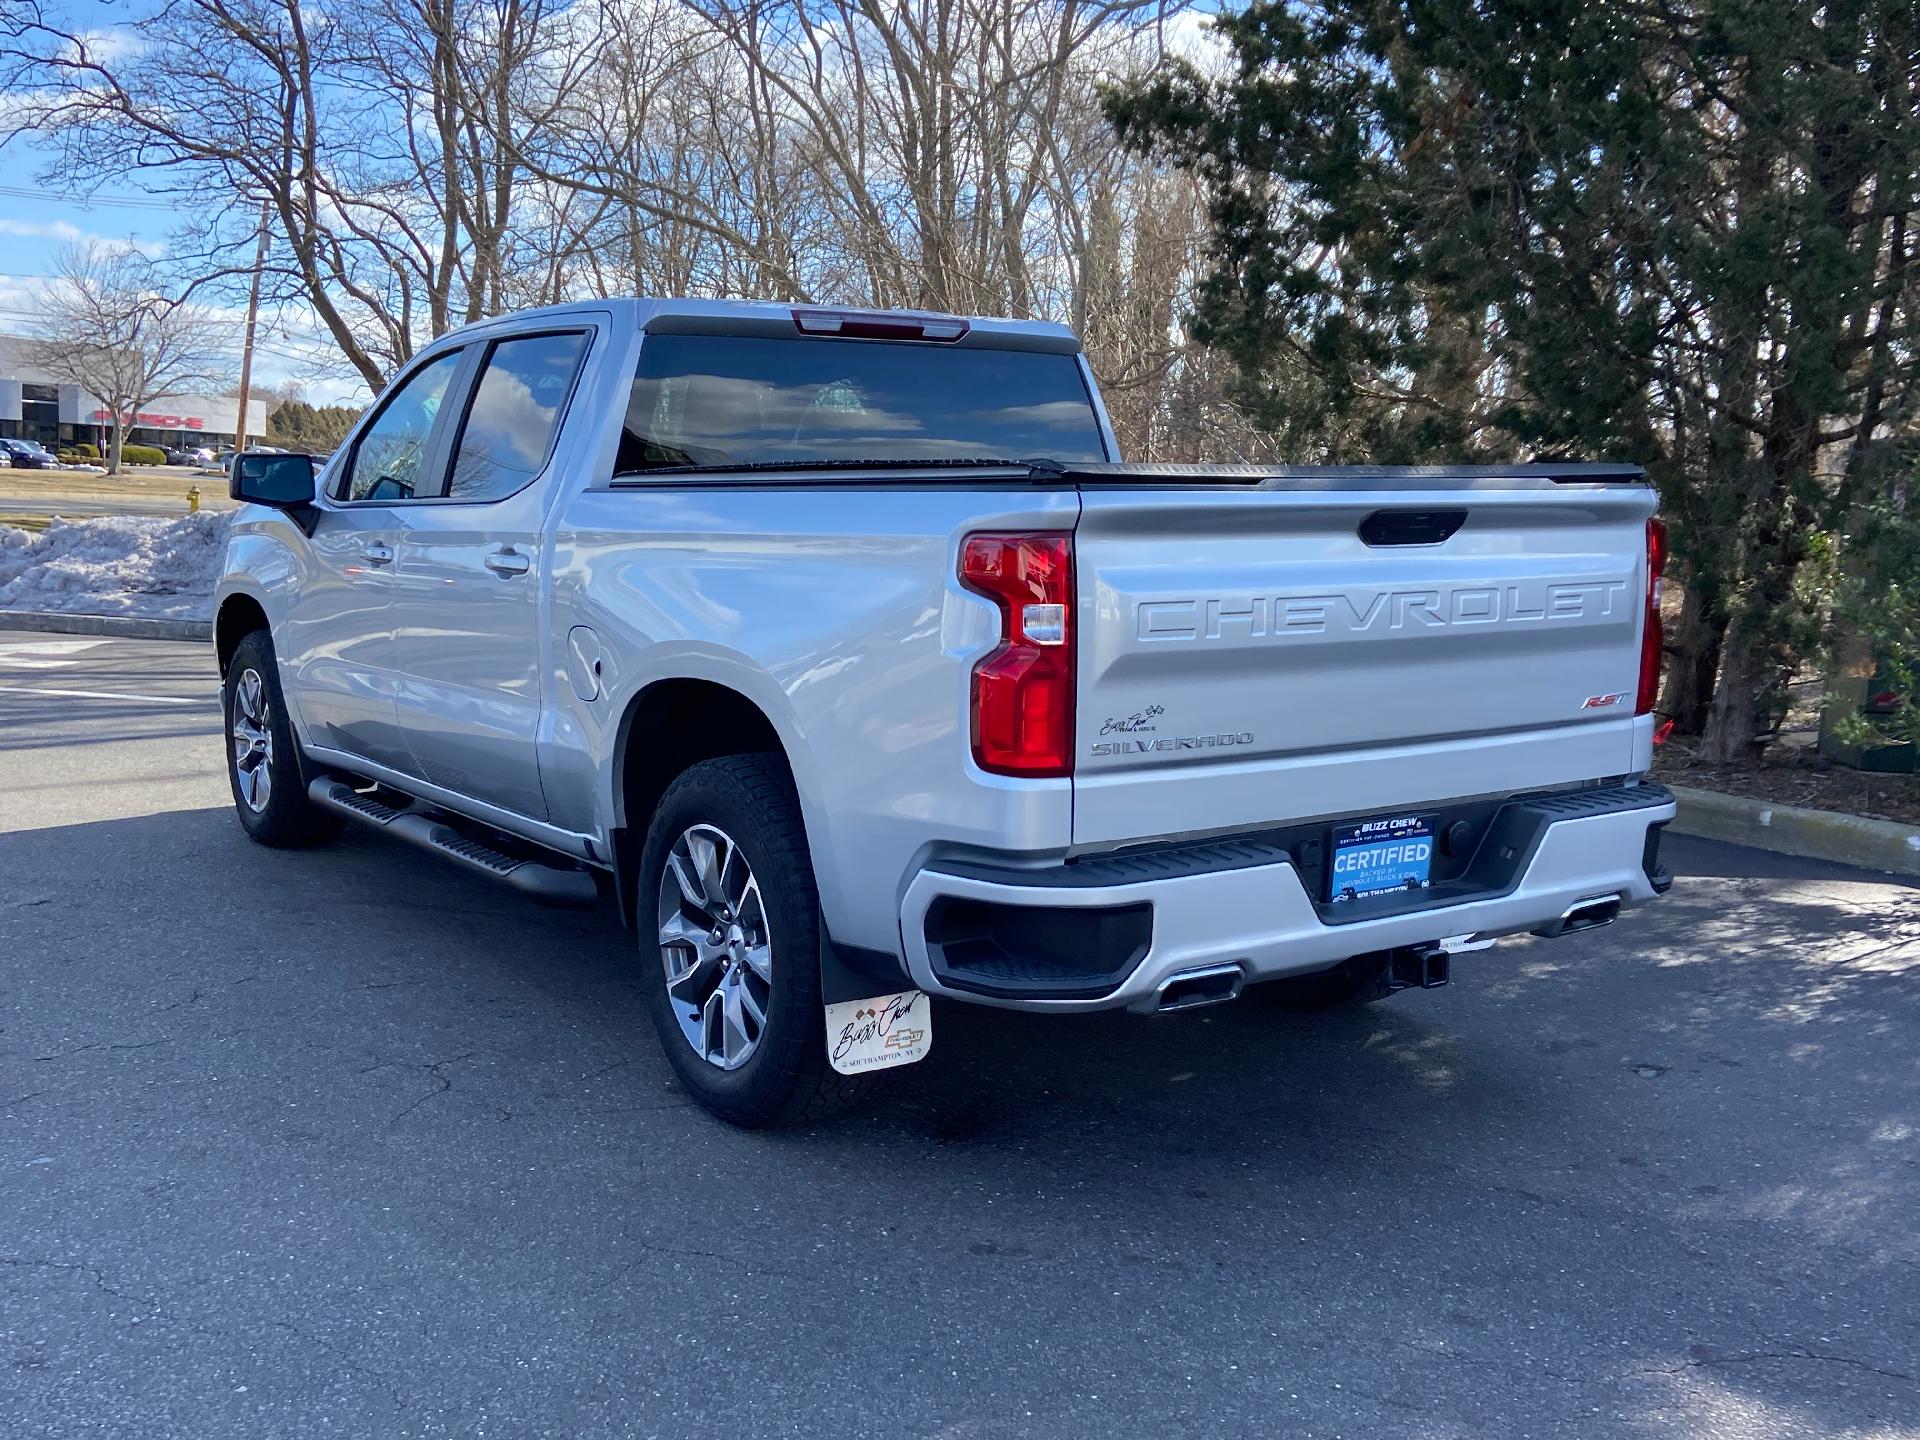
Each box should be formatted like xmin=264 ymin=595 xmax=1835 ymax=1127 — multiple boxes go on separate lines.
xmin=267 ymin=399 xmax=363 ymax=455
xmin=1108 ymin=0 xmax=1919 ymax=759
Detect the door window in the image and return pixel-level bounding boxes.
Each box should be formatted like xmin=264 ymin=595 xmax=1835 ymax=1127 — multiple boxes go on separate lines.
xmin=339 ymin=350 xmax=462 ymax=502
xmin=445 ymin=332 xmax=589 ymax=501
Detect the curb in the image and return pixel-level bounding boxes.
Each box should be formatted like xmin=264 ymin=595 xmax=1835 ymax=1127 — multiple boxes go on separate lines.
xmin=0 ymin=609 xmax=211 ymax=642
xmin=1668 ymin=784 xmax=1920 ymax=877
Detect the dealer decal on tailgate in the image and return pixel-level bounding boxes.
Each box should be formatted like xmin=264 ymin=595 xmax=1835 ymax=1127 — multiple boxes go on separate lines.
xmin=1329 ymin=815 xmax=1435 ymax=902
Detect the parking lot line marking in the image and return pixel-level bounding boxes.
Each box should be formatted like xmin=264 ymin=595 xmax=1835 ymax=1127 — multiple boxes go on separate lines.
xmin=0 ymin=684 xmax=205 ymax=706
xmin=0 ymin=640 xmax=111 ymax=669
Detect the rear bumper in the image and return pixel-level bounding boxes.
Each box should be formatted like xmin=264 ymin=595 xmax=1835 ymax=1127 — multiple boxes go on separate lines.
xmin=899 ymin=784 xmax=1674 ymax=1013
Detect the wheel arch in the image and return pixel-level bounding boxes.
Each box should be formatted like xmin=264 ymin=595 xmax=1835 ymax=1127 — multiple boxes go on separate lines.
xmin=608 ymin=676 xmax=812 ymax=927
xmin=214 ymin=592 xmax=270 ymax=676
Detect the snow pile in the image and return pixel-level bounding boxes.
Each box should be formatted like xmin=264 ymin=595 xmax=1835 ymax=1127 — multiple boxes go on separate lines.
xmin=0 ymin=512 xmax=233 ymax=619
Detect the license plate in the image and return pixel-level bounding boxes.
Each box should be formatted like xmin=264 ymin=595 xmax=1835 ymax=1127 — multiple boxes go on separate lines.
xmin=1329 ymin=815 xmax=1434 ymax=902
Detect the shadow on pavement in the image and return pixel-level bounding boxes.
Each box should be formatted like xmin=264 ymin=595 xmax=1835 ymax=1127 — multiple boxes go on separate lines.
xmin=3 ymin=807 xmax=1914 ymax=1438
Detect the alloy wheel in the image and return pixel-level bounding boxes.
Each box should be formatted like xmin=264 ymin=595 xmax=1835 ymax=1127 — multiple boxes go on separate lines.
xmin=656 ymin=823 xmax=773 ymax=1070
xmin=230 ymin=667 xmax=274 ymax=813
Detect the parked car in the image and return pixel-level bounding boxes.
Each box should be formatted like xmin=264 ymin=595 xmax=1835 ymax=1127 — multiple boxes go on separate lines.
xmin=162 ymin=446 xmax=199 ymax=466
xmin=0 ymin=449 xmax=11 ymax=468
xmin=215 ymin=298 xmax=1674 ymax=1128
xmin=218 ymin=445 xmax=284 ymax=475
xmin=0 ymin=438 xmax=57 ymax=469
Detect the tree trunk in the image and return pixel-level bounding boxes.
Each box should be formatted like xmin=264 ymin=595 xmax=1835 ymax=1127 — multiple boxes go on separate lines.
xmin=1698 ymin=636 xmax=1763 ymax=763
xmin=1665 ymin=581 xmax=1725 ymax=736
xmin=107 ymin=418 xmax=124 ymax=477
xmin=1698 ymin=386 xmax=1819 ymax=763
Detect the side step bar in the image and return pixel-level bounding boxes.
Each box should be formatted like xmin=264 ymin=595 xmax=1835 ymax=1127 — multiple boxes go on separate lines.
xmin=309 ymin=777 xmax=599 ymax=908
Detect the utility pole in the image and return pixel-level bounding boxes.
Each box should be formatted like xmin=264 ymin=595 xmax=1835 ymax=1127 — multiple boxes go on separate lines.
xmin=233 ymin=199 xmax=271 ymax=453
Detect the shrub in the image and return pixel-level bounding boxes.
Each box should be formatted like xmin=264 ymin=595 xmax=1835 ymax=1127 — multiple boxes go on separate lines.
xmin=72 ymin=442 xmax=100 ymax=459
xmin=118 ymin=443 xmax=168 ymax=466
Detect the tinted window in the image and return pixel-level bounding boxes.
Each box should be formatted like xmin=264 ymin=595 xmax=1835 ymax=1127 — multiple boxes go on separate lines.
xmin=447 ymin=332 xmax=588 ymax=501
xmin=615 ymin=334 xmax=1106 ymax=472
xmin=341 ymin=350 xmax=461 ymax=502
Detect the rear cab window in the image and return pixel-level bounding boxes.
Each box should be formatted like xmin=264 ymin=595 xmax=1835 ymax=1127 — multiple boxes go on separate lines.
xmin=613 ymin=333 xmax=1108 ymax=475
xmin=447 ymin=331 xmax=589 ymax=501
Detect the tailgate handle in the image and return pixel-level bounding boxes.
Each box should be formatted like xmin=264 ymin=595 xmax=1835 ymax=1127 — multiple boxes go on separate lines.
xmin=1358 ymin=509 xmax=1467 ymax=547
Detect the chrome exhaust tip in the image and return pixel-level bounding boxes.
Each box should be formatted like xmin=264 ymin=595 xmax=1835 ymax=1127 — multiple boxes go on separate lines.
xmin=1532 ymin=894 xmax=1623 ymax=939
xmin=1154 ymin=964 xmax=1245 ymax=1013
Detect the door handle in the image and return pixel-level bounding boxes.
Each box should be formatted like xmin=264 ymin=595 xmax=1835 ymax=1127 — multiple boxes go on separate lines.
xmin=484 ymin=547 xmax=532 ymax=578
xmin=363 ymin=542 xmax=394 ymax=567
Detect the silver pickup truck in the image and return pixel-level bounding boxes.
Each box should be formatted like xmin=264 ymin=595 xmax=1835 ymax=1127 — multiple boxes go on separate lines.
xmin=216 ymin=298 xmax=1674 ymax=1127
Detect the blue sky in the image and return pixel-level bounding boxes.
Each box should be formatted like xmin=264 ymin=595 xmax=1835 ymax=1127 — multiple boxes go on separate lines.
xmin=0 ymin=0 xmax=367 ymax=404
xmin=0 ymin=138 xmax=363 ymax=403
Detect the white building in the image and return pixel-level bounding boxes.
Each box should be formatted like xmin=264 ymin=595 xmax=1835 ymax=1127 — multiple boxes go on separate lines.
xmin=0 ymin=334 xmax=267 ymax=451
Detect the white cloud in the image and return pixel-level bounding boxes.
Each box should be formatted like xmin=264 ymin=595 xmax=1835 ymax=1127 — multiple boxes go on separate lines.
xmin=0 ymin=218 xmax=166 ymax=259
xmin=1164 ymin=8 xmax=1231 ymax=69
xmin=69 ymin=26 xmax=147 ymax=65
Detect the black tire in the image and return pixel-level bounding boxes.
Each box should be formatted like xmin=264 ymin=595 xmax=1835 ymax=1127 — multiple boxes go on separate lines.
xmin=1250 ymin=952 xmax=1393 ymax=1011
xmin=637 ymin=753 xmax=863 ymax=1128
xmin=222 ymin=630 xmax=342 ymax=848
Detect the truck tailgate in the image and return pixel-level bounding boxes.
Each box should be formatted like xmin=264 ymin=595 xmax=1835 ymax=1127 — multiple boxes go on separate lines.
xmin=1070 ymin=473 xmax=1659 ymax=848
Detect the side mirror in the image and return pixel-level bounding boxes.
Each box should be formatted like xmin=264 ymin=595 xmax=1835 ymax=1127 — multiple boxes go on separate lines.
xmin=231 ymin=451 xmax=317 ymax=506
xmin=231 ymin=452 xmax=319 ymax=535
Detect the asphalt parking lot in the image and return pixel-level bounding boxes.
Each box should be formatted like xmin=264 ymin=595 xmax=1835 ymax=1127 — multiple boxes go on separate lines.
xmin=2 ymin=629 xmax=1916 ymax=1439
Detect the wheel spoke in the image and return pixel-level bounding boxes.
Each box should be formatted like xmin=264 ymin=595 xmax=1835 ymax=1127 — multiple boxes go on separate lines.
xmin=238 ymin=754 xmax=268 ymax=809
xmin=665 ymin=847 xmax=712 ymax=917
xmin=238 ymin=670 xmax=265 ymax=725
xmin=692 ymin=831 xmax=728 ymax=914
xmin=700 ymin=988 xmax=727 ymax=1064
xmin=740 ymin=943 xmax=772 ymax=983
xmin=735 ymin=972 xmax=767 ymax=1030
xmin=720 ymin=975 xmax=754 ymax=1066
xmin=658 ymin=910 xmax=706 ymax=951
xmin=663 ymin=943 xmax=721 ymax=1007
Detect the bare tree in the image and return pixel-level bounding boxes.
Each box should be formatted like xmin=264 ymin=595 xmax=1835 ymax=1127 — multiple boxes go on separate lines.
xmin=1 ymin=0 xmax=568 ymax=390
xmin=3 ymin=0 xmax=1221 ymax=445
xmin=27 ymin=243 xmax=236 ymax=475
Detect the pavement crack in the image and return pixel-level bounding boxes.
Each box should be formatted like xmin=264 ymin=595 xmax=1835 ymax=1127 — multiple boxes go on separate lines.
xmin=0 ymin=1255 xmax=147 ymax=1307
xmin=32 ymin=1041 xmax=102 ymax=1062
xmin=1643 ymin=1348 xmax=1916 ymax=1386
xmin=390 ymin=1052 xmax=471 ymax=1123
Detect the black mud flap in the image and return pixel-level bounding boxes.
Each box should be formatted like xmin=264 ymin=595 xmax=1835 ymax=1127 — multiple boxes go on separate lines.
xmin=820 ymin=935 xmax=915 ymax=1007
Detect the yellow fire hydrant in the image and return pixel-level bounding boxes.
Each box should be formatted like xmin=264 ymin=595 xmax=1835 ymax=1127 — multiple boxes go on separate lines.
xmin=187 ymin=486 xmax=201 ymax=514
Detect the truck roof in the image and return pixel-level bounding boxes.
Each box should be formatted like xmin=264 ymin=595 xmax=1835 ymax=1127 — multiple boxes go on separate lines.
xmin=433 ymin=297 xmax=1083 ymax=354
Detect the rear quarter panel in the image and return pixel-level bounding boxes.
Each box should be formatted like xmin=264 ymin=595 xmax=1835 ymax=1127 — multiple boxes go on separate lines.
xmin=546 ymin=485 xmax=1080 ymax=955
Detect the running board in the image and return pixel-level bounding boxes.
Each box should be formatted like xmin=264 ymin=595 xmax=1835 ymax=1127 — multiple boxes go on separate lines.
xmin=308 ymin=777 xmax=600 ymax=908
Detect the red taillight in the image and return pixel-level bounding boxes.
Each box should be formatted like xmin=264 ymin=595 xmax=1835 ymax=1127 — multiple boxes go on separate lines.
xmin=1637 ymin=517 xmax=1668 ymax=715
xmin=960 ymin=532 xmax=1074 ymax=777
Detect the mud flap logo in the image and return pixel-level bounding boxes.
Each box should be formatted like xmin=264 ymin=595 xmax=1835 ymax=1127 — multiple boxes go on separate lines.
xmin=826 ymin=990 xmax=931 ymax=1074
